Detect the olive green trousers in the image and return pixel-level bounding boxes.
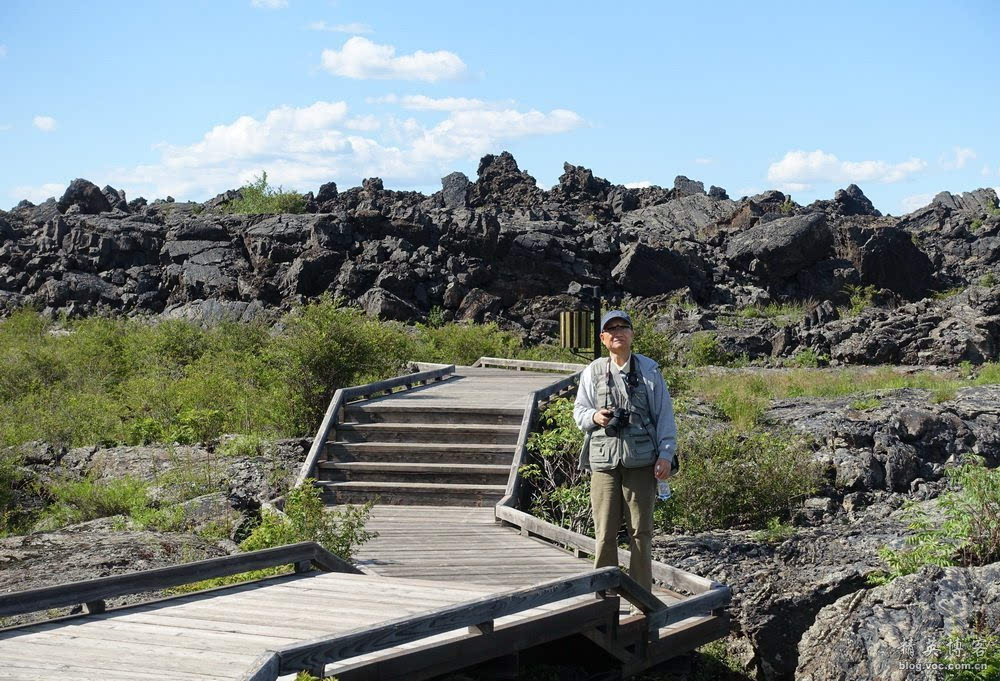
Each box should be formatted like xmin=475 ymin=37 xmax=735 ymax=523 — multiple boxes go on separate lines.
xmin=590 ymin=463 xmax=656 ymax=592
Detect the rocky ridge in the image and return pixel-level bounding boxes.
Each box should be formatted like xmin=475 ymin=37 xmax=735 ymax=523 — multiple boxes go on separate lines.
xmin=3 ymin=154 xmax=999 ymax=365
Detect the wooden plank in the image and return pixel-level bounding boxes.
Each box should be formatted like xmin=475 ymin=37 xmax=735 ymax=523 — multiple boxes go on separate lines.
xmin=0 ymin=662 xmax=223 ymax=681
xmin=0 ymin=639 xmax=247 ymax=678
xmin=275 ymin=568 xmax=621 ymax=674
xmin=96 ymin=611 xmax=334 ymax=639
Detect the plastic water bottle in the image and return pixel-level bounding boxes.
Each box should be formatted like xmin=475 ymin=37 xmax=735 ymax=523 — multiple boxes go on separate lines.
xmin=657 ymin=479 xmax=672 ymax=501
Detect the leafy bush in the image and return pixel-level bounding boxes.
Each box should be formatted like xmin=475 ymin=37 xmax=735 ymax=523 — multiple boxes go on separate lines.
xmin=242 ymin=482 xmax=376 ymax=561
xmin=523 ymin=399 xmax=592 ymax=535
xmin=687 ymin=332 xmax=733 ymax=367
xmin=0 ymin=448 xmax=31 ymax=535
xmin=412 ymin=321 xmax=522 ymax=365
xmin=656 ymin=429 xmax=823 ymax=532
xmin=223 ymin=171 xmax=307 ymax=214
xmin=979 ymin=272 xmax=998 ymax=287
xmin=936 ymin=624 xmax=1000 ymax=680
xmin=751 ymin=517 xmax=796 ymax=545
xmin=270 ymin=298 xmax=412 ymax=433
xmin=843 ymin=284 xmax=878 ymax=316
xmin=788 ymin=348 xmax=824 ymax=368
xmin=871 ymin=456 xmax=1000 ymax=583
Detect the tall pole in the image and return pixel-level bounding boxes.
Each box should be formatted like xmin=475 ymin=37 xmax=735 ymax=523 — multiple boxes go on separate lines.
xmin=591 ymin=286 xmax=601 ymax=360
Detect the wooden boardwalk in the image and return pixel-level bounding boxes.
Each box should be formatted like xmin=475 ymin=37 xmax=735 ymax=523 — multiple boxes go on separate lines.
xmin=0 ymin=359 xmax=730 ymax=680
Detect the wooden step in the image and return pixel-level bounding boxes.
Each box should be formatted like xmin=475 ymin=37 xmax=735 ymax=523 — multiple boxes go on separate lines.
xmin=344 ymin=405 xmax=524 ymax=425
xmin=319 ymin=481 xmax=507 ymax=507
xmin=319 ymin=462 xmax=510 ymax=485
xmin=333 ymin=423 xmax=521 ymax=445
xmin=324 ymin=442 xmax=516 ymax=465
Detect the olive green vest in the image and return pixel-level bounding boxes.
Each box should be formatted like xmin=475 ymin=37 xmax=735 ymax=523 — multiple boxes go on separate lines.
xmin=588 ymin=357 xmax=658 ymax=471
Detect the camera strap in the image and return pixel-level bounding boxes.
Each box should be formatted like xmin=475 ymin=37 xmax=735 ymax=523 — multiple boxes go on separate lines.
xmin=605 ymin=354 xmax=639 ymax=411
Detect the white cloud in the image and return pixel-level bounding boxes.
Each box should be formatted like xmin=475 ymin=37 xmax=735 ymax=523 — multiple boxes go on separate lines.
xmin=321 ymin=37 xmax=466 ymax=81
xmin=624 ymin=180 xmax=653 ymax=189
xmin=940 ymin=146 xmax=977 ymax=170
xmin=767 ymin=149 xmax=926 ymax=190
xmin=87 ymin=99 xmax=583 ymax=201
xmin=251 ymin=0 xmax=287 ymax=8
xmin=694 ymin=158 xmax=713 ymax=165
xmin=11 ymin=182 xmax=66 ymax=203
xmin=368 ymin=94 xmax=499 ymax=111
xmin=0 ymin=45 xmax=7 ymax=58
xmin=308 ymin=21 xmax=373 ymax=33
xmin=32 ymin=115 xmax=57 ymax=132
xmin=901 ymin=193 xmax=935 ymax=213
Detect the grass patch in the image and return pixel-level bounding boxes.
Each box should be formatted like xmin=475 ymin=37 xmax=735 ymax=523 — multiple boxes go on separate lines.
xmin=933 ymin=286 xmax=967 ymax=300
xmin=655 ymin=428 xmax=823 ymax=532
xmin=35 ymin=474 xmax=184 ymax=532
xmin=0 ymin=448 xmax=31 ymax=535
xmin=979 ymin=272 xmax=998 ymax=287
xmin=752 ymin=516 xmax=797 ymax=545
xmin=222 ymin=171 xmax=307 ymax=214
xmin=849 ymin=397 xmax=883 ymax=410
xmin=869 ymin=456 xmax=1000 ymax=585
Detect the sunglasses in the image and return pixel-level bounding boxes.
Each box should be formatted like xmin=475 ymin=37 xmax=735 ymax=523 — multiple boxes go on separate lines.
xmin=603 ymin=325 xmax=632 ymax=332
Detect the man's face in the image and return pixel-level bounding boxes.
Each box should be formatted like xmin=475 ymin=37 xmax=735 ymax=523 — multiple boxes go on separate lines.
xmin=601 ymin=320 xmax=634 ymax=354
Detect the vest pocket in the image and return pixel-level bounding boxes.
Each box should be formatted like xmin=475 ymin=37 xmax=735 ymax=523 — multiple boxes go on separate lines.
xmin=589 ymin=434 xmax=614 ymax=470
xmin=623 ymin=433 xmax=656 ymax=467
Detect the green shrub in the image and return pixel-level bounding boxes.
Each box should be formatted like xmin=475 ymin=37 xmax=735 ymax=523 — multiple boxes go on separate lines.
xmin=655 ymin=429 xmax=823 ymax=532
xmin=687 ymin=332 xmax=733 ymax=367
xmin=780 ymin=198 xmax=794 ymax=215
xmin=523 ymin=399 xmax=592 ymax=535
xmin=751 ymin=517 xmax=797 ymax=545
xmin=411 ymin=321 xmax=521 ymax=365
xmin=222 ymin=171 xmax=307 ymax=214
xmin=871 ymin=456 xmax=1000 ymax=584
xmin=788 ymin=348 xmax=823 ymax=368
xmin=843 ymin=284 xmax=878 ymax=316
xmin=242 ymin=482 xmax=376 ymax=561
xmin=971 ymin=218 xmax=984 ymax=232
xmin=979 ymin=272 xmax=998 ymax=287
xmin=0 ymin=448 xmax=31 ymax=535
xmin=936 ymin=625 xmax=1000 ymax=680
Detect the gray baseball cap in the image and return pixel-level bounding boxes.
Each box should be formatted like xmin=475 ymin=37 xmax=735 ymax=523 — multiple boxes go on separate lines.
xmin=600 ymin=310 xmax=632 ymax=330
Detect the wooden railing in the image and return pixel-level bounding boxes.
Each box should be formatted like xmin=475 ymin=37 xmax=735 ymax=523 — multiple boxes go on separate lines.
xmin=294 ymin=363 xmax=456 ymax=486
xmin=474 ymin=356 xmax=585 ymax=373
xmin=491 ymin=362 xmax=732 ymax=627
xmin=241 ymin=566 xmax=659 ymax=680
xmin=0 ymin=542 xmax=359 ymax=619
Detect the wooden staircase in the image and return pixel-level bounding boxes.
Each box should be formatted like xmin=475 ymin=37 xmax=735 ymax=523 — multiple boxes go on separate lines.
xmin=316 ymin=403 xmax=523 ymax=506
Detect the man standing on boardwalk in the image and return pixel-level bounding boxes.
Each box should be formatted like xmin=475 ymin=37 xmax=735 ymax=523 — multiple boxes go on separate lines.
xmin=573 ymin=310 xmax=678 ymax=592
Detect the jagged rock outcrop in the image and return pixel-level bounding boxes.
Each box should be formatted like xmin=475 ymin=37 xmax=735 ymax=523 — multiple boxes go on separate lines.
xmin=765 ymin=384 xmax=1000 ymax=499
xmin=4 ymin=155 xmax=999 ymax=366
xmin=654 ymin=505 xmax=913 ymax=681
xmin=796 ymin=563 xmax=1000 ymax=680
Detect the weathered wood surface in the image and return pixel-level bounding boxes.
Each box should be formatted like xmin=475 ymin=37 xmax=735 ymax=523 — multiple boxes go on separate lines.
xmin=0 ymin=571 xmax=614 ymax=681
xmin=0 ymin=542 xmax=357 ymax=618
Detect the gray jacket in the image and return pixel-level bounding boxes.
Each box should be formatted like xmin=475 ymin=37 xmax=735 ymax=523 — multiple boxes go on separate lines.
xmin=573 ymin=353 xmax=678 ymax=470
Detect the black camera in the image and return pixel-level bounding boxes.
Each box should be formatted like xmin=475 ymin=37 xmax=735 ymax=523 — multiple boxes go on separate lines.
xmin=604 ymin=407 xmax=630 ymax=436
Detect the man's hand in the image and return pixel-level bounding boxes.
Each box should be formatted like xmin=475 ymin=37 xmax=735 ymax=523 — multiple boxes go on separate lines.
xmin=654 ymin=457 xmax=673 ymax=480
xmin=592 ymin=408 xmax=613 ymax=427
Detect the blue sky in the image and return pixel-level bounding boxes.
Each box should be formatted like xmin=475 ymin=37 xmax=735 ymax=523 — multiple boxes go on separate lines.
xmin=2 ymin=0 xmax=998 ymax=214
